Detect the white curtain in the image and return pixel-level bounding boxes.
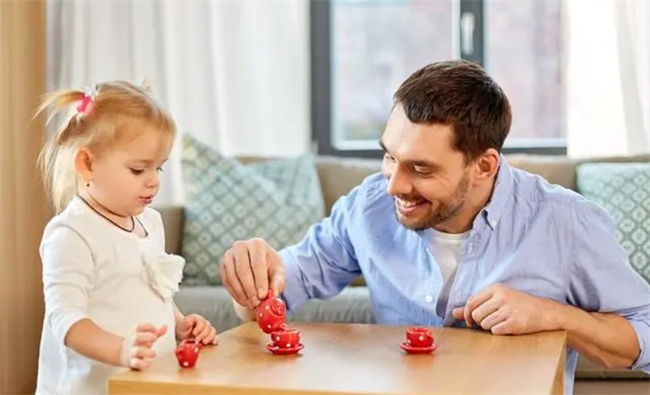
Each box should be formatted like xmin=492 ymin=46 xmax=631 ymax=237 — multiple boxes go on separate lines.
xmin=47 ymin=0 xmax=311 ymax=203
xmin=566 ymin=0 xmax=650 ymax=158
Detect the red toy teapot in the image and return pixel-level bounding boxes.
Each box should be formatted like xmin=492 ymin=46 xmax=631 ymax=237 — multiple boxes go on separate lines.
xmin=256 ymin=290 xmax=286 ymax=333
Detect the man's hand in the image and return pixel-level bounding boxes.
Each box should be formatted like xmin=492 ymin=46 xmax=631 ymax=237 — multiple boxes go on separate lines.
xmin=220 ymin=238 xmax=286 ymax=310
xmin=453 ymin=283 xmax=642 ymax=369
xmin=175 ymin=314 xmax=218 ymax=345
xmin=452 ymin=284 xmax=558 ymax=335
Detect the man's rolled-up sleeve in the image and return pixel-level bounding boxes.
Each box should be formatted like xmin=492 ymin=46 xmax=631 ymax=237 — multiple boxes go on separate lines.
xmin=629 ymin=319 xmax=650 ymax=372
xmin=569 ymin=199 xmax=650 ymax=373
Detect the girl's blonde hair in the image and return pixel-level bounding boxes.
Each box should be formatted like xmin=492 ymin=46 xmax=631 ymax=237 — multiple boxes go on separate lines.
xmin=36 ymin=81 xmax=176 ymax=213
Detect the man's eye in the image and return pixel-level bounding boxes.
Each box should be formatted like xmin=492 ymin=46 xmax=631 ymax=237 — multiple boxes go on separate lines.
xmin=413 ymin=167 xmax=433 ymax=176
xmin=383 ymin=153 xmax=395 ymax=162
xmin=156 ymin=167 xmax=164 ymax=173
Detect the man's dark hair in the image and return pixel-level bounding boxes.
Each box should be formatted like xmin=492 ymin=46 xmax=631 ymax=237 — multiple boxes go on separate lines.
xmin=393 ymin=60 xmax=512 ymax=161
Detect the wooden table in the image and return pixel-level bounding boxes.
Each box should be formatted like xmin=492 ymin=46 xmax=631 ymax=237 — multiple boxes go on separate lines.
xmin=108 ymin=322 xmax=567 ymax=395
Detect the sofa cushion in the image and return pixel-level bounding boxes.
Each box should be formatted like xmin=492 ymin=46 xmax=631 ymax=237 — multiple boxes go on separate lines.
xmin=156 ymin=205 xmax=184 ymax=255
xmin=174 ymin=285 xmax=375 ymax=334
xmin=507 ymin=154 xmax=579 ymax=190
xmin=313 ymin=156 xmax=382 ymax=215
xmin=577 ymin=163 xmax=650 ymax=282
xmin=174 ymin=286 xmax=242 ymax=333
xmin=180 ymin=135 xmax=325 ymax=285
xmin=288 ymin=286 xmax=376 ymax=324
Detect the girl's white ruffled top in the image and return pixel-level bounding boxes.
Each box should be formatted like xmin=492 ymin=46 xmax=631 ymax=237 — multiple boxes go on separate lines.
xmin=143 ymin=248 xmax=185 ymax=301
xmin=37 ymin=197 xmax=184 ymax=395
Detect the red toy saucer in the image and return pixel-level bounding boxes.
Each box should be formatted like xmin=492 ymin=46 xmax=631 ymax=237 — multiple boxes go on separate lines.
xmin=400 ymin=342 xmax=437 ymax=354
xmin=266 ymin=343 xmax=304 ymax=355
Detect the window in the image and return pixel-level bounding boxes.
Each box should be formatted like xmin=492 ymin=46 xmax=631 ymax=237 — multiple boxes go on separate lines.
xmin=311 ymin=0 xmax=566 ymax=158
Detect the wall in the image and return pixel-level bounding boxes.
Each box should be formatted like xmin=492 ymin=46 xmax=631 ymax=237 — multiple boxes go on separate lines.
xmin=0 ymin=1 xmax=49 ymax=393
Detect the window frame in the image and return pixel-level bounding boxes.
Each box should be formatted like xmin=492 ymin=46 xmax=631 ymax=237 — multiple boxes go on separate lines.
xmin=310 ymin=0 xmax=567 ymax=159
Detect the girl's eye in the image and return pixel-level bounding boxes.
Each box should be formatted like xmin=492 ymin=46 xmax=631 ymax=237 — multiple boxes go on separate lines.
xmin=156 ymin=167 xmax=164 ymax=173
xmin=130 ymin=168 xmax=144 ymax=175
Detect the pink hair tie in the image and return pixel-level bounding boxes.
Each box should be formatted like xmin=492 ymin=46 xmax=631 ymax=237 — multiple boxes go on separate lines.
xmin=77 ymin=96 xmax=93 ymax=114
xmin=76 ymin=84 xmax=98 ymax=118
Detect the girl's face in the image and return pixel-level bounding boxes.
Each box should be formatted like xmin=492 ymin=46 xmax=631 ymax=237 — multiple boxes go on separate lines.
xmin=83 ymin=129 xmax=171 ymax=217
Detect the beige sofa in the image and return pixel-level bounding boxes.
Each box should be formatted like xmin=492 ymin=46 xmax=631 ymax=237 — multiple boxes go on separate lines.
xmin=162 ymin=154 xmax=650 ymax=393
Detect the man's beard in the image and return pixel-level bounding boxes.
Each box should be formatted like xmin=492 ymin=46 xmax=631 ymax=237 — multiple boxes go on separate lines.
xmin=395 ymin=172 xmax=470 ymax=231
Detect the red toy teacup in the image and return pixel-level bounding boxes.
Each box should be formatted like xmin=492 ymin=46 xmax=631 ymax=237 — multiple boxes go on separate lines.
xmin=406 ymin=327 xmax=434 ymax=348
xmin=256 ymin=290 xmax=286 ymax=334
xmin=270 ymin=327 xmax=301 ymax=349
xmin=175 ymin=339 xmax=202 ymax=368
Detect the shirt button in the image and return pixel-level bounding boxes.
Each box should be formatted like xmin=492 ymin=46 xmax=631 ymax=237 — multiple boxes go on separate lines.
xmin=467 ymin=244 xmax=474 ymax=253
xmin=425 ymin=294 xmax=434 ymax=303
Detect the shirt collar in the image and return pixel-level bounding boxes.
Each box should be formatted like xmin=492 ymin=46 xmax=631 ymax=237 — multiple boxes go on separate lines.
xmin=416 ymin=154 xmax=513 ymax=240
xmin=482 ymin=154 xmax=514 ymax=230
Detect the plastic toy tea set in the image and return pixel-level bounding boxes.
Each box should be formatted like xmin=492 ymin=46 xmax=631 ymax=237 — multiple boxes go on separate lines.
xmin=175 ymin=291 xmax=436 ymax=368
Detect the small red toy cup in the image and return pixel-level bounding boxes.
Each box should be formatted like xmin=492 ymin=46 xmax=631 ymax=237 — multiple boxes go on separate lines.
xmin=175 ymin=339 xmax=202 ymax=368
xmin=270 ymin=327 xmax=301 ymax=349
xmin=406 ymin=327 xmax=434 ymax=348
xmin=257 ymin=290 xmax=286 ymax=334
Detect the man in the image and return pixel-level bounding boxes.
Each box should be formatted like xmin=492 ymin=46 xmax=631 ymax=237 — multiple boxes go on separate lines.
xmin=220 ymin=60 xmax=650 ymax=394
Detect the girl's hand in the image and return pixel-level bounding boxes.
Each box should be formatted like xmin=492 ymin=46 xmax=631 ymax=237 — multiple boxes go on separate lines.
xmin=121 ymin=323 xmax=167 ymax=370
xmin=176 ymin=314 xmax=218 ymax=345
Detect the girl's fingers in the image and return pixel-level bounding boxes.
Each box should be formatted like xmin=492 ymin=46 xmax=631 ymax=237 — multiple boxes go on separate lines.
xmin=203 ymin=327 xmax=218 ymax=345
xmin=156 ymin=325 xmax=168 ymax=337
xmin=131 ymin=346 xmax=156 ymax=360
xmin=192 ymin=320 xmax=206 ymax=337
xmin=196 ymin=324 xmax=212 ymax=343
xmin=129 ymin=357 xmax=150 ymax=371
xmin=133 ymin=332 xmax=158 ymax=347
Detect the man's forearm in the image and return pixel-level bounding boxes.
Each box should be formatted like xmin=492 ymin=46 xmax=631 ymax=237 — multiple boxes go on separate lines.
xmin=549 ymin=302 xmax=640 ymax=369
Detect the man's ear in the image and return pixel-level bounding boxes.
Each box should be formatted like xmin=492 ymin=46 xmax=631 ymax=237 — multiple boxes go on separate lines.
xmin=474 ymin=149 xmax=500 ymax=181
xmin=74 ymin=147 xmax=95 ymax=185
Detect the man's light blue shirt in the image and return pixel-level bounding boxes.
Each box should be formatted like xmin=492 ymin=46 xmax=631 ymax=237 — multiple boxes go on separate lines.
xmin=280 ymin=157 xmax=650 ymax=394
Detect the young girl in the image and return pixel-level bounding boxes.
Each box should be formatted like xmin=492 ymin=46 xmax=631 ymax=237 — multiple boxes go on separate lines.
xmin=35 ymin=81 xmax=217 ymax=394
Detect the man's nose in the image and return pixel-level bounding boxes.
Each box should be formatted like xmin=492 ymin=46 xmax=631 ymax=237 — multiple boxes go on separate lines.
xmin=385 ymin=165 xmax=412 ymax=196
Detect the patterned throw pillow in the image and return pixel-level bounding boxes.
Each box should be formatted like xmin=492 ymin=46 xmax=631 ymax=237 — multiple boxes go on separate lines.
xmin=180 ymin=135 xmax=325 ymax=285
xmin=577 ymin=163 xmax=650 ymax=282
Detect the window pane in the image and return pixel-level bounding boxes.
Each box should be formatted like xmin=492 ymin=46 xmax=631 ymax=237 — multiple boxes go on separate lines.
xmin=331 ymin=0 xmax=454 ymax=149
xmin=485 ymin=0 xmax=564 ymax=146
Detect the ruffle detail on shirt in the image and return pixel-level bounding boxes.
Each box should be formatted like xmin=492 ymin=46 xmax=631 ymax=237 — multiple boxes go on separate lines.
xmin=143 ymin=250 xmax=185 ymax=301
